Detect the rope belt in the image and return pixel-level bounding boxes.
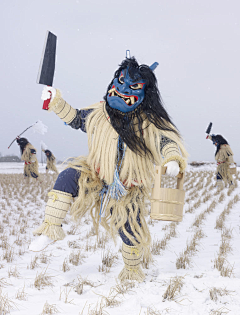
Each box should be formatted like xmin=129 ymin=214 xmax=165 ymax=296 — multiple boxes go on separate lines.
xmin=48 ymin=191 xmax=58 ymax=202
xmin=44 ymin=219 xmax=61 ymax=226
xmin=47 ymin=191 xmax=72 ymax=202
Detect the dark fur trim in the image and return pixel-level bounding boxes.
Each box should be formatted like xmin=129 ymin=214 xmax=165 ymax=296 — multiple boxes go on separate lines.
xmin=212 ymin=135 xmax=229 ymax=156
xmin=16 ymin=137 xmax=29 ymax=155
xmin=45 ymin=150 xmax=52 ymax=158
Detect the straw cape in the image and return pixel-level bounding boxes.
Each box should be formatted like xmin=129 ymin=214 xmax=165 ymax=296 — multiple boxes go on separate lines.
xmin=44 ymin=150 xmax=58 ymax=174
xmin=207 ymin=134 xmax=235 ymax=186
xmin=21 ymin=143 xmax=39 ymax=179
xmin=215 ymin=144 xmax=234 ymax=184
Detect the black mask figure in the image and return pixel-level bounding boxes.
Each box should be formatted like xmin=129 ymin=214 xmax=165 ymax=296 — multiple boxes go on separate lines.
xmin=212 ymin=135 xmax=229 ymax=156
xmin=16 ymin=137 xmax=29 ymax=155
xmin=44 ymin=150 xmax=52 ymax=158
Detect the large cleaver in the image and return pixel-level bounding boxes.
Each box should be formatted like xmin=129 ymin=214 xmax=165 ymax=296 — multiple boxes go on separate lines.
xmin=205 ymin=122 xmax=212 ymax=139
xmin=37 ymin=31 xmax=57 ymax=110
xmin=206 ymin=122 xmax=212 ymax=135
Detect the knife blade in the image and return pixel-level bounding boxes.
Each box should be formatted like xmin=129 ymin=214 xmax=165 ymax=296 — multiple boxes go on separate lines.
xmin=37 ymin=31 xmax=57 ymax=110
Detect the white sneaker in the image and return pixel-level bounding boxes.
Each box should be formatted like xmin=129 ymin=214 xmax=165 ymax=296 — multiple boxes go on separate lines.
xmin=29 ymin=235 xmax=55 ymax=252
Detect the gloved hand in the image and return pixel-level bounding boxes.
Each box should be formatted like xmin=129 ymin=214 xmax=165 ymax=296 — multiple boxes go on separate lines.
xmin=165 ymin=160 xmax=180 ymax=177
xmin=41 ymin=86 xmax=56 ymax=102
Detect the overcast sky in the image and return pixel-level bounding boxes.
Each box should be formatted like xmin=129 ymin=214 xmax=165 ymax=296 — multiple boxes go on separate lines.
xmin=0 ymin=0 xmax=239 ymax=164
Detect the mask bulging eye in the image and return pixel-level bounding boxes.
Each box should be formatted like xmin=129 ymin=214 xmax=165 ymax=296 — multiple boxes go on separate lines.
xmin=130 ymin=83 xmax=144 ymax=90
xmin=119 ymin=74 xmax=124 ymax=84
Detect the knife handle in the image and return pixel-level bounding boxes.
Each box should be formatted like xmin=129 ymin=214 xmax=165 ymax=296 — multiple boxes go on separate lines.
xmin=42 ymin=87 xmax=52 ymax=111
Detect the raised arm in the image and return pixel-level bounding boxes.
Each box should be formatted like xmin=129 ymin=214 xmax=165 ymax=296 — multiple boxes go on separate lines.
xmin=68 ymin=108 xmax=94 ymax=132
xmin=41 ymin=86 xmax=92 ymax=133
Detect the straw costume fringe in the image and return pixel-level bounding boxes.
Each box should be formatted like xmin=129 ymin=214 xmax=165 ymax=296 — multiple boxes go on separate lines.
xmin=118 ymin=243 xmax=145 ymax=282
xmin=68 ymin=157 xmax=103 ymax=236
xmin=23 ymin=162 xmax=39 ymax=178
xmin=216 ymin=163 xmax=232 ymax=184
xmin=215 ymin=145 xmax=234 ymax=163
xmin=69 ymin=158 xmax=152 ymax=263
xmin=46 ymin=153 xmax=58 ymax=174
xmin=84 ymin=102 xmax=188 ymax=189
xmin=21 ymin=143 xmax=39 ymax=178
xmin=217 ymin=180 xmax=224 ymax=190
xmin=215 ymin=145 xmax=234 ymax=184
xmin=47 ymin=95 xmax=188 ymax=188
xmin=33 ymin=189 xmax=72 ymax=240
xmin=43 ymin=96 xmax=187 ymax=273
xmin=66 ymin=101 xmax=186 ymax=260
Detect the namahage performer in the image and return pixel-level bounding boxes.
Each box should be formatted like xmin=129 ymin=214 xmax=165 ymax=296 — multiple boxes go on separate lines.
xmin=30 ymin=56 xmax=188 ymax=282
xmin=16 ymin=137 xmax=40 ymax=182
xmin=207 ymin=134 xmax=235 ymax=188
xmin=43 ymin=149 xmax=58 ymax=174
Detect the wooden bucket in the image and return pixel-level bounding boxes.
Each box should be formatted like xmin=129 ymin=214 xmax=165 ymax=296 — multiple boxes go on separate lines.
xmin=150 ymin=166 xmax=185 ymax=222
xmin=229 ymin=163 xmax=237 ymax=175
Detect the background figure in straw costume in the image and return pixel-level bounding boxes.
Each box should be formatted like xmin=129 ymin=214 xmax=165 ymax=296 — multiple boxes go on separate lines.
xmin=43 ymin=149 xmax=59 ymax=174
xmin=207 ymin=134 xmax=235 ymax=189
xmin=16 ymin=137 xmax=40 ymax=183
xmin=30 ymin=56 xmax=188 ymax=282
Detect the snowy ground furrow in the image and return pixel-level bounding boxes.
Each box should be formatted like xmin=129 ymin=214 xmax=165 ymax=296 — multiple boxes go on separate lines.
xmin=0 ymin=164 xmax=240 ymax=315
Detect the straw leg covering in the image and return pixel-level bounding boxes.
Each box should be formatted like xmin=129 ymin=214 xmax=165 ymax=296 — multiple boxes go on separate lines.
xmin=118 ymin=242 xmax=145 ymax=282
xmin=33 ymin=189 xmax=72 ymax=241
xmin=216 ymin=164 xmax=233 ymax=185
xmin=118 ymin=208 xmax=142 ymax=246
xmin=216 ymin=179 xmax=224 ymax=190
xmin=52 ymin=164 xmax=59 ymax=174
xmin=46 ymin=159 xmax=59 ymax=174
xmin=24 ymin=163 xmax=39 ymax=179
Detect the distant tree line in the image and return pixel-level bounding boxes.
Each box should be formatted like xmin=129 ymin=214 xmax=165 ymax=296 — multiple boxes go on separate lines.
xmin=0 ymin=152 xmax=63 ymax=164
xmin=0 ymin=153 xmax=21 ymax=162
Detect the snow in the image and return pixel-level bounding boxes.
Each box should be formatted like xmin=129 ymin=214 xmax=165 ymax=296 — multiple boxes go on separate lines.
xmin=29 ymin=235 xmax=54 ymax=252
xmin=0 ymin=164 xmax=240 ymax=315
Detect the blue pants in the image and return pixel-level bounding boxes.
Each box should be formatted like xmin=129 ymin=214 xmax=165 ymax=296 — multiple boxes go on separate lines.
xmin=54 ymin=168 xmax=81 ymax=197
xmin=53 ymin=168 xmax=141 ymax=246
xmin=118 ymin=209 xmax=141 ymax=246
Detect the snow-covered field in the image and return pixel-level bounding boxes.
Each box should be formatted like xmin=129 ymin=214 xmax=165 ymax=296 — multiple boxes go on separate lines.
xmin=0 ymin=163 xmax=65 ymax=174
xmin=0 ymin=163 xmax=240 ymax=315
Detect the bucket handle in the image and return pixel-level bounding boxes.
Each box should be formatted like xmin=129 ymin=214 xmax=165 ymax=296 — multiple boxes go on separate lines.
xmin=154 ymin=166 xmax=185 ymax=191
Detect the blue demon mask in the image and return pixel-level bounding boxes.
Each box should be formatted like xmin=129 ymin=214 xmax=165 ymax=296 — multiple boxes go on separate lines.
xmin=107 ymin=67 xmax=146 ymax=113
